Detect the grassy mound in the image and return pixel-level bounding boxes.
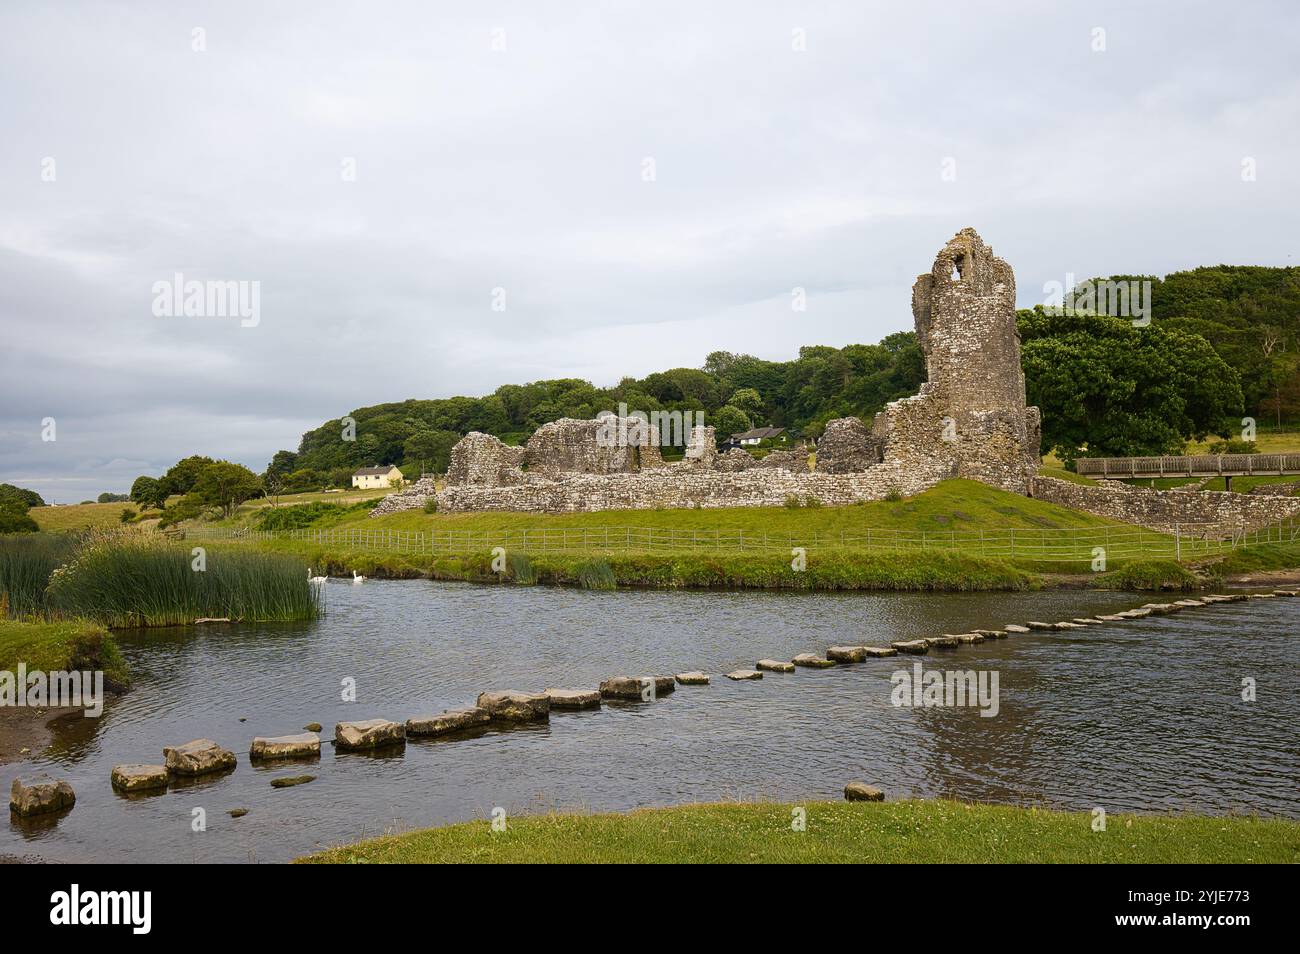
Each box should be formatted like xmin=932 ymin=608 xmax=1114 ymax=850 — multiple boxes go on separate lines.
xmin=0 ymin=618 xmax=130 ymax=690
xmin=299 ymin=800 xmax=1299 ymax=864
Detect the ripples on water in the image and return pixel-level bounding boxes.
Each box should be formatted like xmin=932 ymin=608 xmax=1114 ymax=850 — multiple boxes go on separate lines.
xmin=3 ymin=582 xmax=1297 ymax=862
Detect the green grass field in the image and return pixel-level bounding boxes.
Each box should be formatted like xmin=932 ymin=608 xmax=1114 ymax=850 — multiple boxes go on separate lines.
xmin=299 ymin=800 xmax=1300 ymax=864
xmin=29 ymin=502 xmax=132 ymax=532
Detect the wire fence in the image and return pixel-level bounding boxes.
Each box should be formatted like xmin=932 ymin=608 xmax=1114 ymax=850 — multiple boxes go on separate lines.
xmin=177 ymin=516 xmax=1300 ymax=563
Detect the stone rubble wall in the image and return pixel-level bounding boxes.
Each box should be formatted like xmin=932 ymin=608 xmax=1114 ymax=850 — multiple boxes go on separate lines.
xmin=1031 ymin=475 xmax=1300 ymax=536
xmin=1249 ymin=479 xmax=1300 ymax=496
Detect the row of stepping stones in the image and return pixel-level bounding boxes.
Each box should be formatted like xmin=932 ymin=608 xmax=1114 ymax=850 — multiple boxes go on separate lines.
xmin=10 ymin=590 xmax=1294 ymax=817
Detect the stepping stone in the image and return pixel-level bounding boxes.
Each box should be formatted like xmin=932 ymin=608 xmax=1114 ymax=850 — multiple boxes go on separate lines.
xmin=334 ymin=719 xmax=406 ymax=751
xmin=1072 ymin=618 xmax=1105 ymax=625
xmin=675 ymin=671 xmax=710 ymax=685
xmin=792 ymin=653 xmax=835 ymax=668
xmin=653 ymin=676 xmax=676 ymax=695
xmin=111 ymin=764 xmax=168 ymax=793
xmin=1115 ymin=608 xmax=1152 ymax=619
xmin=973 ymin=629 xmax=1007 ymax=639
xmin=861 ymin=646 xmax=899 ymax=657
xmin=1174 ymin=599 xmax=1206 ymax=607
xmin=1052 ymin=621 xmax=1085 ymax=630
xmin=1140 ymin=604 xmax=1178 ymax=615
xmin=476 ymin=691 xmax=550 ymax=722
xmin=600 ymin=676 xmax=662 ymax=700
xmin=827 ymin=646 xmax=868 ymax=663
xmin=1026 ymin=621 xmax=1054 ymax=630
xmin=164 ymin=739 xmax=237 ymax=777
xmin=844 ymin=781 xmax=884 ymax=802
xmin=270 ymin=774 xmax=315 ymax=788
xmin=1096 ymin=614 xmax=1126 ymax=621
xmin=544 ymin=689 xmax=601 ymax=710
xmin=891 ymin=639 xmax=929 ymax=655
xmin=951 ymin=633 xmax=985 ymax=644
xmin=1003 ymin=624 xmax=1030 ymax=633
xmin=406 ymin=707 xmax=491 ymax=736
xmin=9 ymin=776 xmax=76 ymax=817
xmin=725 ymin=669 xmax=763 ymax=681
xmin=756 ymin=659 xmax=795 ymax=672
xmin=1272 ymin=590 xmax=1297 ymax=597
xmin=249 ymin=733 xmax=320 ymax=761
xmin=924 ymin=634 xmax=960 ymax=649
xmin=1246 ymin=593 xmax=1277 ymax=599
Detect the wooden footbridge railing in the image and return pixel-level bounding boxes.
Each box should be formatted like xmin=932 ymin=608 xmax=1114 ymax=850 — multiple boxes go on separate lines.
xmin=1075 ymin=453 xmax=1300 ymax=480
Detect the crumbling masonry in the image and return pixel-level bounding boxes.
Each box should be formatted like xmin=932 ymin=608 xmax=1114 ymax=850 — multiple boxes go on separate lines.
xmin=371 ymin=228 xmax=1043 ymax=517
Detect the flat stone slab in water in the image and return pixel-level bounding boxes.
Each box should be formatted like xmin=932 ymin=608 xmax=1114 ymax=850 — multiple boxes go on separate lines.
xmin=844 ymin=781 xmax=885 ymax=802
xmin=1273 ymin=589 xmax=1297 ymax=597
xmin=1245 ymin=593 xmax=1276 ymax=599
xmin=1072 ymin=618 xmax=1105 ymax=625
xmin=164 ymin=739 xmax=237 ymax=776
xmin=249 ymin=733 xmax=320 ymax=761
xmin=601 ymin=676 xmax=656 ymax=700
xmin=110 ymin=764 xmax=168 ymax=793
xmin=406 ymin=708 xmax=491 ymax=736
xmin=756 ymin=659 xmax=796 ymax=672
xmin=725 ymin=669 xmax=763 ymax=681
xmin=1003 ymin=624 xmax=1030 ymax=633
xmin=334 ymin=719 xmax=406 ymax=750
xmin=1025 ymin=621 xmax=1054 ymax=630
xmin=544 ymin=688 xmax=601 ymax=709
xmin=1096 ymin=614 xmax=1126 ymax=621
xmin=1052 ymin=622 xmax=1085 ymax=630
xmin=1141 ymin=604 xmax=1178 ymax=614
xmin=861 ymin=646 xmax=899 ymax=657
xmin=1115 ymin=608 xmax=1152 ymax=618
xmin=270 ymin=774 xmax=315 ymax=788
xmin=1175 ymin=599 xmax=1206 ymax=607
xmin=973 ymin=629 xmax=1006 ymax=639
xmin=675 ymin=671 xmax=710 ymax=685
xmin=891 ymin=639 xmax=929 ymax=655
xmin=826 ymin=646 xmax=868 ymax=663
xmin=10 ymin=776 xmax=76 ymax=816
xmin=476 ymin=691 xmax=550 ymax=722
xmin=924 ymin=635 xmax=960 ymax=649
xmin=792 ymin=653 xmax=835 ymax=668
xmin=951 ymin=633 xmax=984 ymax=644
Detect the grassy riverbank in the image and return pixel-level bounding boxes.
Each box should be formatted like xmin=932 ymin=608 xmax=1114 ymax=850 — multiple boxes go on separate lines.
xmin=0 ymin=618 xmax=129 ymax=689
xmin=300 ymin=800 xmax=1299 ymax=864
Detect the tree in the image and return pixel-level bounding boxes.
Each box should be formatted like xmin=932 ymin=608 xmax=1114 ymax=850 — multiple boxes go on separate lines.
xmin=0 ymin=483 xmax=45 ymax=509
xmin=711 ymin=405 xmax=751 ymax=440
xmin=1018 ymin=307 xmax=1244 ymax=462
xmin=97 ymin=492 xmax=129 ymax=503
xmin=402 ymin=429 xmax=460 ymax=475
xmin=192 ymin=461 xmax=264 ymax=519
xmin=129 ymin=476 xmax=168 ymax=510
xmin=160 ymin=455 xmax=215 ymax=497
xmin=726 ymin=387 xmax=764 ymax=419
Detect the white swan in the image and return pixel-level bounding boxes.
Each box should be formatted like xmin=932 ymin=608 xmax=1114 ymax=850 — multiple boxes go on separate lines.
xmin=308 ymin=568 xmax=328 ymax=584
xmin=351 ymin=570 xmax=365 ymax=584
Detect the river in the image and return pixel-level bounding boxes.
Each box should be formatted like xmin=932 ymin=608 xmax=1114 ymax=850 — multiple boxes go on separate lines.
xmin=4 ymin=582 xmax=1297 ymax=862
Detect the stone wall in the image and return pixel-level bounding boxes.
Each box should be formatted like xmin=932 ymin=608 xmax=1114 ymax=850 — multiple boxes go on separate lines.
xmin=1031 ymin=475 xmax=1300 ymax=535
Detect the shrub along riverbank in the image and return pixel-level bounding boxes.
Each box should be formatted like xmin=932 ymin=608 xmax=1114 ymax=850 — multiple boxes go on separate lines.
xmin=274 ymin=544 xmax=1036 ymax=591
xmin=299 ymin=800 xmax=1300 ymax=864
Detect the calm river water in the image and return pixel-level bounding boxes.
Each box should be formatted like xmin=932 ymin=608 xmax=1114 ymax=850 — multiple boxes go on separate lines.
xmin=3 ymin=582 xmax=1297 ymax=862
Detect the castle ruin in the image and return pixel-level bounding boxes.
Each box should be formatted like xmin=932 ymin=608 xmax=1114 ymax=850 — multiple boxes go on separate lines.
xmin=372 ymin=228 xmax=1043 ymax=517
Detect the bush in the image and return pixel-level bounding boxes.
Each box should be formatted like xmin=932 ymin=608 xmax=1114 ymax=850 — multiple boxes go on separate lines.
xmin=258 ymin=502 xmax=347 ymax=531
xmin=1207 ymin=438 xmax=1259 ymax=455
xmin=575 ymin=558 xmax=616 ymax=590
xmin=1096 ymin=559 xmax=1199 ymax=591
xmin=423 ymin=498 xmax=438 ymax=514
xmin=884 ymin=487 xmax=904 ymax=502
xmin=119 ymin=507 xmax=137 ymax=524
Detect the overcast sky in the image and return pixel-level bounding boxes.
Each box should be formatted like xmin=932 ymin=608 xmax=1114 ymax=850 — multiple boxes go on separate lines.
xmin=2 ymin=1 xmax=1298 ymax=502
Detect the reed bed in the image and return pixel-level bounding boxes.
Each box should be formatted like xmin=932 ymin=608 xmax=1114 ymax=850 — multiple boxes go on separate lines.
xmin=28 ymin=529 xmax=321 ymax=627
xmin=0 ymin=533 xmax=79 ymax=617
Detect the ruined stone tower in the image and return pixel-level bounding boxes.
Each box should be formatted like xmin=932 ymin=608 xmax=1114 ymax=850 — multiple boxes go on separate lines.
xmin=909 ymin=228 xmax=1040 ymax=491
